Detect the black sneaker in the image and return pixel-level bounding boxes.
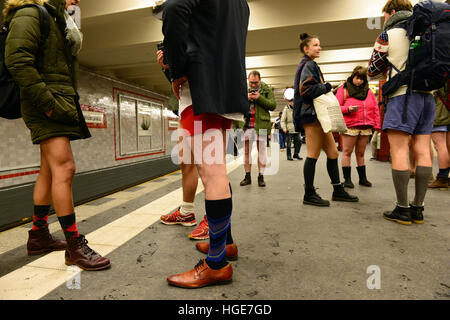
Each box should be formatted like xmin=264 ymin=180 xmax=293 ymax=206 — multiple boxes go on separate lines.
xmin=332 ymin=184 xmax=359 ymax=202
xmin=383 ymin=205 xmax=412 ymax=225
xmin=410 ymin=204 xmax=424 ymax=224
xmin=303 ymin=191 xmax=330 ymax=207
xmin=293 ymin=155 xmax=303 ymax=160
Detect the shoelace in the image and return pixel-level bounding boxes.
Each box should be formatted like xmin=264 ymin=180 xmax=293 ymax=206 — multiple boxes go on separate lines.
xmin=77 ymin=236 xmax=96 ymax=256
xmin=198 ymin=218 xmax=208 ymax=229
xmin=194 ymin=259 xmax=205 ymax=271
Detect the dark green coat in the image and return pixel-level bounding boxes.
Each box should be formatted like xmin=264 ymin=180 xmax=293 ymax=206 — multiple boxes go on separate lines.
xmin=4 ymin=0 xmax=90 ymax=144
xmin=240 ymin=81 xmax=277 ymax=135
xmin=434 ymin=82 xmax=450 ymax=126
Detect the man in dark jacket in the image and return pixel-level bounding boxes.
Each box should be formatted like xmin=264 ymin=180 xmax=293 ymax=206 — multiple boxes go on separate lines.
xmin=162 ymin=0 xmax=249 ymax=288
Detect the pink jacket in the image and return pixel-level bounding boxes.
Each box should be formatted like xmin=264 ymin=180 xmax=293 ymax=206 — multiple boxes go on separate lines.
xmin=336 ymin=85 xmax=381 ymax=130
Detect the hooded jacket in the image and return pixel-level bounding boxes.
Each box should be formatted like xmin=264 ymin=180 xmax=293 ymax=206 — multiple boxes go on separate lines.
xmin=336 ymin=83 xmax=381 ymax=130
xmin=4 ymin=0 xmax=90 ymax=144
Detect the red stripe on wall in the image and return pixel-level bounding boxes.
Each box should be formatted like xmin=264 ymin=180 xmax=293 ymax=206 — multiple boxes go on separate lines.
xmin=0 ymin=170 xmax=40 ymax=180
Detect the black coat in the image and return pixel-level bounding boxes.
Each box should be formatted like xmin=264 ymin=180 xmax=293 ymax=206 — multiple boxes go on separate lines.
xmin=162 ymin=0 xmax=250 ymax=116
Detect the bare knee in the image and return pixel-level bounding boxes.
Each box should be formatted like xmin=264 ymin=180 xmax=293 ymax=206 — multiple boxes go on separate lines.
xmin=53 ymin=160 xmax=76 ymax=184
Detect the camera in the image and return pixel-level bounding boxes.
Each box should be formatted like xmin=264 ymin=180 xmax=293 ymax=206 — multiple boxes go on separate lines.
xmin=157 ymin=42 xmax=168 ymax=66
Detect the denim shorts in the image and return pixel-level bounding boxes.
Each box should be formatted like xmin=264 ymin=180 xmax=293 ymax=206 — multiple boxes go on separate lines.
xmin=383 ymin=92 xmax=436 ymax=135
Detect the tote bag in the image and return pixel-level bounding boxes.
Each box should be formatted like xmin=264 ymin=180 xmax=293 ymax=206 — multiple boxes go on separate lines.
xmin=313 ymin=92 xmax=347 ymax=133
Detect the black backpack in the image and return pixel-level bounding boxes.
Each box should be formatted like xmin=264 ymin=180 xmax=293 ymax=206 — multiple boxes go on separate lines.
xmin=0 ymin=4 xmax=51 ymax=119
xmin=382 ymin=0 xmax=450 ymax=122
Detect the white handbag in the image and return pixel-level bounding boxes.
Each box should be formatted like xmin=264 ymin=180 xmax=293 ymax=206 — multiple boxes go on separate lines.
xmin=313 ymin=91 xmax=347 ymax=133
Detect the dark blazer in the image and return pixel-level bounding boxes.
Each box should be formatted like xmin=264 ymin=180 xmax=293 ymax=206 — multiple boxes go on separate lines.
xmin=162 ymin=0 xmax=250 ymax=116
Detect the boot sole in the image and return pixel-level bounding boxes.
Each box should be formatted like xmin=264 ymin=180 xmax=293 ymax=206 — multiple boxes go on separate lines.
xmin=27 ymin=247 xmax=65 ymax=256
xmin=303 ymin=200 xmax=330 ymax=207
xmin=332 ymin=197 xmax=359 ymax=202
xmin=383 ymin=216 xmax=412 ymax=225
xmin=412 ymin=220 xmax=424 ymax=224
xmin=65 ymin=261 xmax=111 ymax=271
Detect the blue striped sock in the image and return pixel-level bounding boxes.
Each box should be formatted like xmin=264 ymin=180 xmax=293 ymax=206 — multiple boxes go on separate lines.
xmin=205 ymin=198 xmax=232 ymax=270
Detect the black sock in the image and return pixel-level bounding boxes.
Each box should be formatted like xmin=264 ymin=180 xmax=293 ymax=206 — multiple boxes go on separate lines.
xmin=227 ymin=184 xmax=234 ymax=245
xmin=57 ymin=213 xmax=80 ymax=240
xmin=32 ymin=205 xmax=50 ymax=230
xmin=327 ymin=158 xmax=341 ymax=185
xmin=205 ymin=198 xmax=232 ymax=270
xmin=303 ymin=157 xmax=317 ymax=194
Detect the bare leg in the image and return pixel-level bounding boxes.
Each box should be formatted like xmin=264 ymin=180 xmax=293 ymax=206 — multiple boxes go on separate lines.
xmin=39 ymin=137 xmax=76 ymax=217
xmin=33 ymin=147 xmax=52 ymax=206
xmin=341 ymin=134 xmax=357 ymax=167
xmin=355 ymin=135 xmax=370 ymax=167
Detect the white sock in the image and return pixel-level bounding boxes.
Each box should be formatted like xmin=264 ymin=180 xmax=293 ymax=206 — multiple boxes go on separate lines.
xmin=180 ymin=201 xmax=194 ymax=216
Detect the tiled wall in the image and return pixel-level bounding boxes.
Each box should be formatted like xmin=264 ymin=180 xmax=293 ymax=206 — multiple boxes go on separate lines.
xmin=0 ymin=68 xmax=176 ymax=189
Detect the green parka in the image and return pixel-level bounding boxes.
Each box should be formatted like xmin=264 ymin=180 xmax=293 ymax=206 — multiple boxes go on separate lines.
xmin=4 ymin=0 xmax=90 ymax=144
xmin=434 ymin=82 xmax=450 ymax=126
xmin=239 ymin=81 xmax=277 ymax=135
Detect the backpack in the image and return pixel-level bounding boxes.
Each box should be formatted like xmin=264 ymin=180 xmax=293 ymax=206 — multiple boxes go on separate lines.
xmin=0 ymin=4 xmax=51 ymax=119
xmin=382 ymin=0 xmax=450 ymax=122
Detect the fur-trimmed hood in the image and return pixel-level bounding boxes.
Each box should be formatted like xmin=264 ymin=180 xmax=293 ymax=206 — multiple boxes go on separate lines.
xmin=3 ymin=0 xmax=47 ymax=20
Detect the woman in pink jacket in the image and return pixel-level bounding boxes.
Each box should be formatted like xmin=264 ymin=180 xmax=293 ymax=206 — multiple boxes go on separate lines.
xmin=336 ymin=66 xmax=381 ymax=188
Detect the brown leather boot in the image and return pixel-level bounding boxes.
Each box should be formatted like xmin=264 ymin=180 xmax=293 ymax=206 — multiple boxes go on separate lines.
xmin=27 ymin=227 xmax=67 ymax=256
xmin=65 ymin=234 xmax=111 ymax=271
xmin=428 ymin=177 xmax=449 ymax=189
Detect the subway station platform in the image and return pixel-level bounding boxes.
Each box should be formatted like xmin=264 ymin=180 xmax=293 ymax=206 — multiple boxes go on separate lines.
xmin=0 ymin=146 xmax=449 ymax=301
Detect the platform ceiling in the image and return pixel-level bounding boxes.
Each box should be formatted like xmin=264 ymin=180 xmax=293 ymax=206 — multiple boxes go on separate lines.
xmin=75 ymin=0 xmax=431 ymax=113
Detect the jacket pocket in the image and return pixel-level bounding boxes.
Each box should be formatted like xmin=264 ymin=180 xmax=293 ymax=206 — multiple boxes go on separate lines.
xmin=50 ymin=92 xmax=79 ymax=126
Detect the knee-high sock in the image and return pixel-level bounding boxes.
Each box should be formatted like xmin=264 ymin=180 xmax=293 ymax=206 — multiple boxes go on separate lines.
xmin=392 ymin=169 xmax=410 ymax=207
xmin=327 ymin=158 xmax=341 ymax=185
xmin=304 ymin=157 xmax=317 ymax=195
xmin=227 ymin=184 xmax=234 ymax=245
xmin=413 ymin=166 xmax=432 ymax=206
xmin=205 ymin=198 xmax=232 ymax=270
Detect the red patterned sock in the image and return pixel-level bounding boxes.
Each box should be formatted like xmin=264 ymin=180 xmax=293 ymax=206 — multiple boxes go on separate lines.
xmin=32 ymin=205 xmax=50 ymax=230
xmin=57 ymin=213 xmax=80 ymax=240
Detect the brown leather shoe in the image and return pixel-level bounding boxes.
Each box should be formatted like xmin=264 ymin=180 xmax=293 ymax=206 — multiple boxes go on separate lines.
xmin=27 ymin=227 xmax=67 ymax=256
xmin=65 ymin=234 xmax=111 ymax=271
xmin=195 ymin=242 xmax=238 ymax=261
xmin=428 ymin=177 xmax=449 ymax=189
xmin=167 ymin=259 xmax=232 ymax=288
